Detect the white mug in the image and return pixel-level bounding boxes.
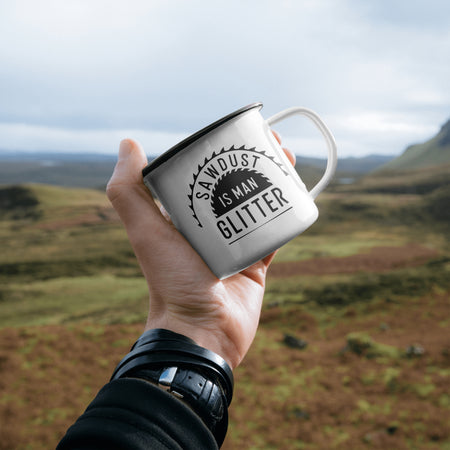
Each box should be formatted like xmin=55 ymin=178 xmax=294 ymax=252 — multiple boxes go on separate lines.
xmin=142 ymin=103 xmax=337 ymax=279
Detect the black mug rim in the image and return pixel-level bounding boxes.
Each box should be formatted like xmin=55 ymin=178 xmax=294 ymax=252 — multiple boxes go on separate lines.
xmin=142 ymin=102 xmax=263 ymax=176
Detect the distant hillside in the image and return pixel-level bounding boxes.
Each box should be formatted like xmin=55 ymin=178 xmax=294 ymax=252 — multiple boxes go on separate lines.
xmin=0 ymin=151 xmax=393 ymax=189
xmin=0 ymin=183 xmax=110 ymax=221
xmin=378 ymin=118 xmax=450 ymax=171
xmin=336 ymin=164 xmax=450 ymax=196
xmin=295 ymin=154 xmax=394 ymax=191
xmin=0 ymin=152 xmax=117 ymax=189
xmin=298 ymin=154 xmax=393 ymax=174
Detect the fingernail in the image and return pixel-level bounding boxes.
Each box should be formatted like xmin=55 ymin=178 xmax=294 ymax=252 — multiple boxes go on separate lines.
xmin=118 ymin=139 xmax=133 ymax=159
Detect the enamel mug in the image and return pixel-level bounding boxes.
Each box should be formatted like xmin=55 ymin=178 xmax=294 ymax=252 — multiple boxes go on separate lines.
xmin=142 ymin=103 xmax=337 ymax=279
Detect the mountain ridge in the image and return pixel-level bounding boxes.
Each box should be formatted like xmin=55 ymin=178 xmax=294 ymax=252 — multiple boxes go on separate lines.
xmin=377 ymin=119 xmax=450 ymax=172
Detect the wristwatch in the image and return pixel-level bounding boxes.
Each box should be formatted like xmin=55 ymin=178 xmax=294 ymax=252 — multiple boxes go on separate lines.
xmin=110 ymin=329 xmax=234 ymax=406
xmin=110 ymin=329 xmax=233 ymax=447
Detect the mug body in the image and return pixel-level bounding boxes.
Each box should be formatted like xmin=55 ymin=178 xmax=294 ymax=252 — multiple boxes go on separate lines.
xmin=143 ymin=103 xmax=318 ymax=279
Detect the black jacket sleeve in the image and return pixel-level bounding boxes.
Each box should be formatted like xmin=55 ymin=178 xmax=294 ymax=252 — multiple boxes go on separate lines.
xmin=56 ymin=378 xmax=219 ymax=450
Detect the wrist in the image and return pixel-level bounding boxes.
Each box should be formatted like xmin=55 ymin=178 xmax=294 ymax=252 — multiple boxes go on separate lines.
xmin=144 ymin=318 xmax=240 ymax=369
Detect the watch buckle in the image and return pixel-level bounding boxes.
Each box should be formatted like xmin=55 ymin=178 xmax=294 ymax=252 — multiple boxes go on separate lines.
xmin=158 ymin=367 xmax=184 ymax=399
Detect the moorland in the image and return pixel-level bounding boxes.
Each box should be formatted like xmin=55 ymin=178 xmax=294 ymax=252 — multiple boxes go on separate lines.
xmin=0 ymin=125 xmax=449 ymax=449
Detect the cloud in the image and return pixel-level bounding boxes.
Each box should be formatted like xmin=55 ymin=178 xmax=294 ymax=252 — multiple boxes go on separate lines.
xmin=0 ymin=0 xmax=449 ymax=157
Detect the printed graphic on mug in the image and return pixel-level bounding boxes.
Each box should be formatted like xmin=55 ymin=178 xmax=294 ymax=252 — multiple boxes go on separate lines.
xmin=188 ymin=145 xmax=292 ymax=244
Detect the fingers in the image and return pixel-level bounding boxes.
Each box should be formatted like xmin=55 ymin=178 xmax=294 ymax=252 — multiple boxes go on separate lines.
xmin=261 ymin=251 xmax=277 ymax=267
xmin=283 ymin=147 xmax=296 ymax=166
xmin=272 ymin=130 xmax=282 ymax=145
xmin=272 ymin=130 xmax=296 ymax=166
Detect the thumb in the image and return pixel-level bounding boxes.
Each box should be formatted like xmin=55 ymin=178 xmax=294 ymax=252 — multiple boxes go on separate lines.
xmin=107 ymin=138 xmax=147 ymax=199
xmin=106 ymin=139 xmax=166 ymax=230
xmin=107 ymin=139 xmax=202 ymax=282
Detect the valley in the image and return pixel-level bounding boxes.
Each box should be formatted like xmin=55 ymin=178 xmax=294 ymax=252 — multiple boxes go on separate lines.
xmin=0 ymin=121 xmax=449 ymax=449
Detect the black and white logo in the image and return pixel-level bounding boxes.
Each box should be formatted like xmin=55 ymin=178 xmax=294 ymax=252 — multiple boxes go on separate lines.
xmin=188 ymin=146 xmax=292 ymax=243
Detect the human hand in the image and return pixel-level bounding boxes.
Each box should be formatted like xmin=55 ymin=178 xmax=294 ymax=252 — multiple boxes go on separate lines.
xmin=106 ymin=136 xmax=295 ymax=369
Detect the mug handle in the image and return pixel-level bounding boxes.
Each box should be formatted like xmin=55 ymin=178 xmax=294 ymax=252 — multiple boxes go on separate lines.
xmin=267 ymin=107 xmax=337 ymax=199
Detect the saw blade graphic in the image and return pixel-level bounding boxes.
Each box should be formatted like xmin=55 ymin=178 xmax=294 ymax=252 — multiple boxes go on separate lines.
xmin=187 ymin=145 xmax=289 ymax=227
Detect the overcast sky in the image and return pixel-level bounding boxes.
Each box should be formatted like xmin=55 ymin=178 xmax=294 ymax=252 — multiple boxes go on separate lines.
xmin=0 ymin=0 xmax=449 ymax=158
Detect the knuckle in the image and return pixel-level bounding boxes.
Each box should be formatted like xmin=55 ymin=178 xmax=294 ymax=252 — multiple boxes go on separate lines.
xmin=105 ymin=181 xmax=120 ymax=203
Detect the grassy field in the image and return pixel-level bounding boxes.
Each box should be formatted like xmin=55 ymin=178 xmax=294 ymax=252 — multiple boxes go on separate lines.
xmin=0 ymin=174 xmax=449 ymax=449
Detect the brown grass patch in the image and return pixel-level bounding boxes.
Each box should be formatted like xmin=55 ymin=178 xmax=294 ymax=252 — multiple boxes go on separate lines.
xmin=223 ymin=291 xmax=449 ymax=449
xmin=0 ymin=291 xmax=448 ymax=449
xmin=269 ymin=244 xmax=439 ymax=278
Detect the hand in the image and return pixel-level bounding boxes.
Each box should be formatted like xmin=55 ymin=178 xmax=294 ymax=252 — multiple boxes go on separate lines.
xmin=106 ymin=136 xmax=295 ymax=369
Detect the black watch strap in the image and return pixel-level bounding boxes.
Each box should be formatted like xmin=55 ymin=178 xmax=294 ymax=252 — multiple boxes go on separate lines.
xmin=128 ymin=366 xmax=227 ymax=434
xmin=111 ymin=329 xmax=234 ymax=406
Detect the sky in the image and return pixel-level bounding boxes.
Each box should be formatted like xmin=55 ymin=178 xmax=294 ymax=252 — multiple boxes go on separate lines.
xmin=0 ymin=0 xmax=449 ymax=158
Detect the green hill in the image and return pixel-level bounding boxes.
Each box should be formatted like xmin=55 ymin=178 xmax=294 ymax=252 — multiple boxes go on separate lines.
xmin=339 ymin=118 xmax=450 ymax=196
xmin=379 ymin=118 xmax=450 ymax=171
